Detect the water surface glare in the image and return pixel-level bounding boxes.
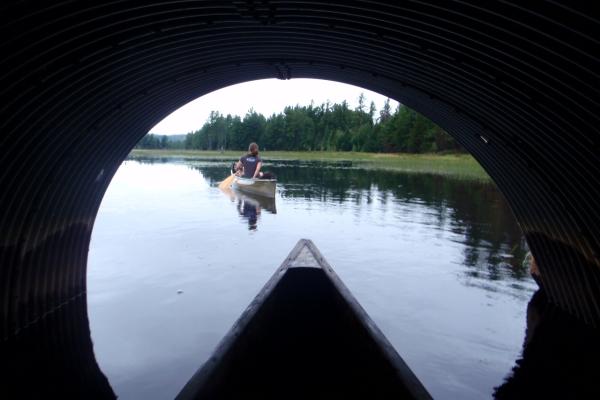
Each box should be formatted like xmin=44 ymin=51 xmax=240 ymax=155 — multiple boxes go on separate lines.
xmin=88 ymin=158 xmax=536 ymax=399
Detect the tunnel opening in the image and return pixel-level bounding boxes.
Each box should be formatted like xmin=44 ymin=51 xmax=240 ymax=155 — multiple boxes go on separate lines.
xmin=2 ymin=2 xmax=600 ymax=399
xmin=85 ymin=78 xmax=537 ymax=399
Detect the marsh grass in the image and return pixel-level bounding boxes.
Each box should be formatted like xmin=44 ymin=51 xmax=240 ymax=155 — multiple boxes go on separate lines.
xmin=129 ymin=149 xmax=490 ymax=181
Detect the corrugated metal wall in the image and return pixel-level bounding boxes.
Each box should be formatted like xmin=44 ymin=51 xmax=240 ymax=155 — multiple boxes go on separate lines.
xmin=0 ymin=0 xmax=599 ymax=394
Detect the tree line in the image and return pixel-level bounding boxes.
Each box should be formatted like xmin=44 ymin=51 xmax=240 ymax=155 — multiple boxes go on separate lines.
xmin=136 ymin=133 xmax=185 ymax=149
xmin=139 ymin=94 xmax=464 ymax=153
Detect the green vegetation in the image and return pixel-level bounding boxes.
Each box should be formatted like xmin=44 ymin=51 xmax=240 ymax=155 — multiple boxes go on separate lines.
xmin=136 ymin=133 xmax=186 ymax=149
xmin=129 ymin=149 xmax=489 ymax=181
xmin=140 ymin=94 xmax=464 ymax=154
xmin=134 ymin=94 xmax=489 ymax=179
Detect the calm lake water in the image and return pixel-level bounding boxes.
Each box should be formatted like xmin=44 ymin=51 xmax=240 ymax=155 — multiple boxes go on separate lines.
xmin=88 ymin=157 xmax=537 ymax=399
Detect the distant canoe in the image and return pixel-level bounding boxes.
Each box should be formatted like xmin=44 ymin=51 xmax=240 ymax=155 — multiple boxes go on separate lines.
xmin=232 ymin=176 xmax=276 ymax=198
xmin=177 ymin=239 xmax=432 ymax=400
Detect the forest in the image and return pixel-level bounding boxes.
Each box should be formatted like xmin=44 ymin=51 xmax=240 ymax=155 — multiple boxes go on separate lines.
xmin=138 ymin=95 xmax=464 ymax=154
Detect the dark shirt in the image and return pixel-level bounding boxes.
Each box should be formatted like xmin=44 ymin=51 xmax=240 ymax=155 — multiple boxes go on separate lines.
xmin=240 ymin=154 xmax=261 ymax=178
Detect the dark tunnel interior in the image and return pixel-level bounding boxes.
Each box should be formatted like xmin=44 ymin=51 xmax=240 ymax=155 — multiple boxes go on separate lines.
xmin=1 ymin=1 xmax=599 ymax=398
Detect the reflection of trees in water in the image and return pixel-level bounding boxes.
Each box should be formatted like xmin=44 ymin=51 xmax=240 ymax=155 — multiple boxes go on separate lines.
xmin=277 ymin=162 xmax=527 ymax=282
xmin=128 ymin=156 xmax=172 ymax=165
xmin=188 ymin=159 xmax=528 ymax=282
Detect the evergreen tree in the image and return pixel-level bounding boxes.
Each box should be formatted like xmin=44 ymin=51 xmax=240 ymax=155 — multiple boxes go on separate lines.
xmin=138 ymin=94 xmax=462 ymax=154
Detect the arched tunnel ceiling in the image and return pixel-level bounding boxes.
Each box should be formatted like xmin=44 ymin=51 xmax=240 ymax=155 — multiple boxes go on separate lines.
xmin=0 ymin=0 xmax=599 ymax=395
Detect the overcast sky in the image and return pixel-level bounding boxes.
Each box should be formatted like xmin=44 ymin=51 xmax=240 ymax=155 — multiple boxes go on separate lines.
xmin=150 ymin=78 xmax=398 ymax=135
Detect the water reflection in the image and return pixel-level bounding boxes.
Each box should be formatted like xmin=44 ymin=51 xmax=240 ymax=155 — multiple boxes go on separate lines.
xmin=89 ymin=158 xmax=539 ymax=399
xmin=219 ymin=185 xmax=277 ymax=230
xmin=192 ymin=159 xmax=530 ymax=287
xmin=239 ymin=198 xmax=259 ymax=230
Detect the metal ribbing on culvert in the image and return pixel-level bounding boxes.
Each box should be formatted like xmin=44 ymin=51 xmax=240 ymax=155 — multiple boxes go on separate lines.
xmin=0 ymin=0 xmax=599 ymax=394
xmin=1 ymin=294 xmax=115 ymax=398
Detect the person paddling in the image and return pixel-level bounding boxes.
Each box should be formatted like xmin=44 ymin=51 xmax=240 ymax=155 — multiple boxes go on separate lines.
xmin=235 ymin=142 xmax=263 ymax=179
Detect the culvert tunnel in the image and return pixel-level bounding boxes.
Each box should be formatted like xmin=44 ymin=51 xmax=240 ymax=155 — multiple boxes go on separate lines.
xmin=1 ymin=1 xmax=599 ymax=398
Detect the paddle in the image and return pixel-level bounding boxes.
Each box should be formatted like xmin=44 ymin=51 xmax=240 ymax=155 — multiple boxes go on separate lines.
xmin=218 ymin=174 xmax=235 ymax=190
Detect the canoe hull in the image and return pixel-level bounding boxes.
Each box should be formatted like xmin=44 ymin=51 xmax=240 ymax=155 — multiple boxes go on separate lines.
xmin=177 ymin=240 xmax=431 ymax=400
xmin=232 ymin=176 xmax=276 ymax=198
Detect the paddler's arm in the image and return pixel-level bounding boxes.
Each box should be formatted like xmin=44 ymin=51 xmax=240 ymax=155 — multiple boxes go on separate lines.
xmin=253 ymin=161 xmax=262 ymax=178
xmin=235 ymin=160 xmax=243 ymax=176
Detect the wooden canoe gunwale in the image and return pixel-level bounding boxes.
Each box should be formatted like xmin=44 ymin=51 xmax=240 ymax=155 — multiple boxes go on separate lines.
xmin=177 ymin=239 xmax=432 ymax=399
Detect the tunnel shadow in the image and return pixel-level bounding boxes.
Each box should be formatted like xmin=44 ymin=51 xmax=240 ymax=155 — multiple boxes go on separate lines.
xmin=494 ymin=288 xmax=600 ymax=399
xmin=0 ymin=295 xmax=115 ymax=399
xmin=494 ymin=231 xmax=600 ymax=398
xmin=3 ymin=285 xmax=598 ymax=399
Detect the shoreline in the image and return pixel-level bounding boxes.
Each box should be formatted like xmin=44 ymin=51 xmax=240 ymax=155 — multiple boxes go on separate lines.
xmin=128 ymin=149 xmax=490 ymax=181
